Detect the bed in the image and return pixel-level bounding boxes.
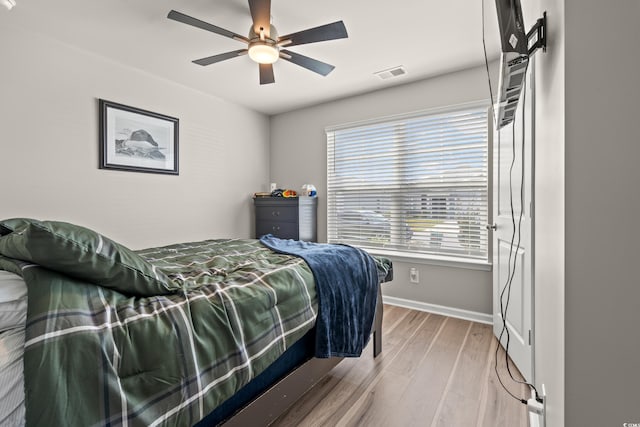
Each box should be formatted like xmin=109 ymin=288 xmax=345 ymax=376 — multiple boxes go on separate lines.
xmin=0 ymin=218 xmax=392 ymax=426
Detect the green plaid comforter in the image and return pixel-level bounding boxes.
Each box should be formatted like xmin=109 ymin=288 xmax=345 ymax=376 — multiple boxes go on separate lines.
xmin=0 ymin=238 xmax=318 ymax=426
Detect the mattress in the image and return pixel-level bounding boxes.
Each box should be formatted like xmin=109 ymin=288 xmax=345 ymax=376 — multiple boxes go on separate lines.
xmin=0 ymin=267 xmax=313 ymax=427
xmin=0 ymin=270 xmax=27 ymax=426
xmin=0 ymin=218 xmax=388 ymax=426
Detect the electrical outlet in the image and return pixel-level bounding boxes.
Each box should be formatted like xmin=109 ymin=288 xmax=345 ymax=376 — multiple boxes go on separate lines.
xmin=409 ymin=267 xmax=419 ymax=283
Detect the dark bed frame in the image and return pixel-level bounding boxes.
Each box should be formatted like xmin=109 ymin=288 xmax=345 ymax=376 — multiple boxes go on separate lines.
xmin=221 ymin=283 xmax=385 ymax=426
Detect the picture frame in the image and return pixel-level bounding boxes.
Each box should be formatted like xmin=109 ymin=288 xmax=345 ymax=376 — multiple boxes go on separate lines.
xmin=99 ymin=99 xmax=179 ymax=175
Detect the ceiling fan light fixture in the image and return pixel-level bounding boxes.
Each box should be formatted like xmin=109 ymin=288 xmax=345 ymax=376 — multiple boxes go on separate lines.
xmin=248 ymin=42 xmax=279 ymax=64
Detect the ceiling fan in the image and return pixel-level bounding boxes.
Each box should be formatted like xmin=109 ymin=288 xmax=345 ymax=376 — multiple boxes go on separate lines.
xmin=167 ymin=0 xmax=348 ymax=85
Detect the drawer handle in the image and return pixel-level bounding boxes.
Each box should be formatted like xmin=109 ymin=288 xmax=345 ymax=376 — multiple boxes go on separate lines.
xmin=272 ymin=211 xmax=280 ymax=216
xmin=272 ymin=226 xmax=280 ymax=231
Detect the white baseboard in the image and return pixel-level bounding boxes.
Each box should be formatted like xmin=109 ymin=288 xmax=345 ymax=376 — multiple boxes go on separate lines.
xmin=382 ymin=295 xmax=493 ymax=325
xmin=529 ymin=408 xmax=544 ymax=427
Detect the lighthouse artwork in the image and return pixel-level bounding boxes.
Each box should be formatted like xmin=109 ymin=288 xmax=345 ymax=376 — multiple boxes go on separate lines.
xmin=99 ymin=99 xmax=179 ymax=175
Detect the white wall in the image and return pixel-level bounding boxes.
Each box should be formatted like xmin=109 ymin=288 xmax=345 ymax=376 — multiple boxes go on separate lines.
xmin=270 ymin=66 xmax=497 ymax=315
xmin=563 ymin=1 xmax=640 ymax=426
xmin=0 ymin=25 xmax=270 ymax=249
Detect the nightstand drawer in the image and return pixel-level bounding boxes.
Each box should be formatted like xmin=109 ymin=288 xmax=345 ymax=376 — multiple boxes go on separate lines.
xmin=255 ymin=206 xmax=298 ymax=223
xmin=256 ymin=220 xmax=299 ymax=240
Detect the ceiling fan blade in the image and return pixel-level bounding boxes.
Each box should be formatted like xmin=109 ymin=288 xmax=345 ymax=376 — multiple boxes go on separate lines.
xmin=248 ymin=0 xmax=271 ymax=37
xmin=278 ymin=21 xmax=348 ymax=47
xmin=168 ymin=10 xmax=249 ymax=43
xmin=259 ymin=63 xmax=275 ymax=85
xmin=192 ymin=49 xmax=248 ymax=66
xmin=280 ymin=50 xmax=335 ymax=76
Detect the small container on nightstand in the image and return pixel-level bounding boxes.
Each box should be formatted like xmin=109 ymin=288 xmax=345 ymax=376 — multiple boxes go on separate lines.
xmin=254 ymin=196 xmax=317 ymax=242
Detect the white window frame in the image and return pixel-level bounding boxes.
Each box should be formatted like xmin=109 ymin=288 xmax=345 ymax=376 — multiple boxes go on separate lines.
xmin=326 ymin=101 xmax=491 ymax=269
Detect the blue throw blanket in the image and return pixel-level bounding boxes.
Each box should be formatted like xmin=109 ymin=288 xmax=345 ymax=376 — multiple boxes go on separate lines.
xmin=260 ymin=235 xmax=379 ymax=358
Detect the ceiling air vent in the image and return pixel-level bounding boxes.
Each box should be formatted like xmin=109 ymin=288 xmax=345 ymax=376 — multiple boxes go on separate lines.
xmin=374 ymin=66 xmax=407 ymax=80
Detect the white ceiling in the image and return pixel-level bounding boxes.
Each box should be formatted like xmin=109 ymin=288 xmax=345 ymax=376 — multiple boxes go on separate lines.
xmin=2 ymin=0 xmax=502 ymax=115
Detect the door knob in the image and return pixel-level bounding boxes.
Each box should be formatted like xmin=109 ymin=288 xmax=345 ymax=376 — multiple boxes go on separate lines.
xmin=486 ymin=223 xmax=497 ymax=231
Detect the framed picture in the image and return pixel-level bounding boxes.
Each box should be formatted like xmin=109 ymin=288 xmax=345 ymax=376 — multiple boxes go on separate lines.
xmin=99 ymin=99 xmax=179 ymax=175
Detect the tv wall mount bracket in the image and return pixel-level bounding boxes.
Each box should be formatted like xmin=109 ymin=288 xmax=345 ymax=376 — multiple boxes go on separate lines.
xmin=527 ymin=11 xmax=547 ymax=56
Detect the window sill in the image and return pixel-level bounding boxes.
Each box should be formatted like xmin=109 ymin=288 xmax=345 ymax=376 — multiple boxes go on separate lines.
xmin=363 ymin=248 xmax=492 ymax=271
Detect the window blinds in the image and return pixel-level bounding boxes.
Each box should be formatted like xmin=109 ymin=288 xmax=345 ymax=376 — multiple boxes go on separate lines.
xmin=326 ymin=105 xmax=489 ymax=261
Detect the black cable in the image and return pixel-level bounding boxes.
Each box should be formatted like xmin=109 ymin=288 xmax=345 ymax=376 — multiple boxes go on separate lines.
xmin=493 ymin=113 xmax=525 ymax=404
xmin=501 ymin=79 xmax=540 ymax=397
xmin=482 ymin=0 xmax=523 ymax=404
xmin=483 ymin=0 xmax=521 ymax=403
xmin=499 ymin=122 xmax=519 ymax=383
xmin=492 ymin=71 xmax=539 ymax=402
xmin=482 ymin=0 xmax=538 ymax=404
xmin=494 ymin=118 xmax=522 ymax=397
xmin=481 ymin=0 xmax=496 ymax=127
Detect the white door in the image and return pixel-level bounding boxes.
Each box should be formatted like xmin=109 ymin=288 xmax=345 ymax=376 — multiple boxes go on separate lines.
xmin=492 ymin=64 xmax=534 ymax=382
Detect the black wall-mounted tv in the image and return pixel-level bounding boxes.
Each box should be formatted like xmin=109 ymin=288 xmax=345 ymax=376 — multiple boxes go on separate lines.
xmin=495 ymin=0 xmax=529 ymax=129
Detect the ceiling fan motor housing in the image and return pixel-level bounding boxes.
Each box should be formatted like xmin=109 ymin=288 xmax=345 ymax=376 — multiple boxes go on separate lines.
xmin=248 ymin=24 xmax=279 ymax=64
xmin=249 ymin=23 xmax=278 ymax=42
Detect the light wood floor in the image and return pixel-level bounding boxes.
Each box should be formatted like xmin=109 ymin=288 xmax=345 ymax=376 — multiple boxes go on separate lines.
xmin=271 ymin=305 xmax=528 ymax=427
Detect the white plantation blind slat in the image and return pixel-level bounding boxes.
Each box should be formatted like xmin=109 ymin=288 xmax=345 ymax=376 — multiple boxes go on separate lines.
xmin=326 ymin=104 xmax=489 ymax=261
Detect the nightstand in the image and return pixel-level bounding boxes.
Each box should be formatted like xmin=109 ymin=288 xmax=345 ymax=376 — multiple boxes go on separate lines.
xmin=254 ymin=197 xmax=317 ymax=242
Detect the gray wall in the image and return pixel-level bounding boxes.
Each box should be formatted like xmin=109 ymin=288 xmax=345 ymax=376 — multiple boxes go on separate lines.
xmin=0 ymin=24 xmax=270 ymax=249
xmin=564 ymin=1 xmax=640 ymax=426
xmin=270 ymin=66 xmax=496 ymax=315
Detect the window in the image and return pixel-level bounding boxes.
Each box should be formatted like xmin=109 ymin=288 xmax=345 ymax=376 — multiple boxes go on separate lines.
xmin=326 ymin=104 xmax=489 ymax=262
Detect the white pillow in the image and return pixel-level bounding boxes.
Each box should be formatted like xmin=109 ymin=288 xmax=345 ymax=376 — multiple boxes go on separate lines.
xmin=0 ymin=271 xmax=27 ymax=332
xmin=0 ymin=271 xmax=27 ymax=304
xmin=0 ymin=326 xmax=26 ymax=426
